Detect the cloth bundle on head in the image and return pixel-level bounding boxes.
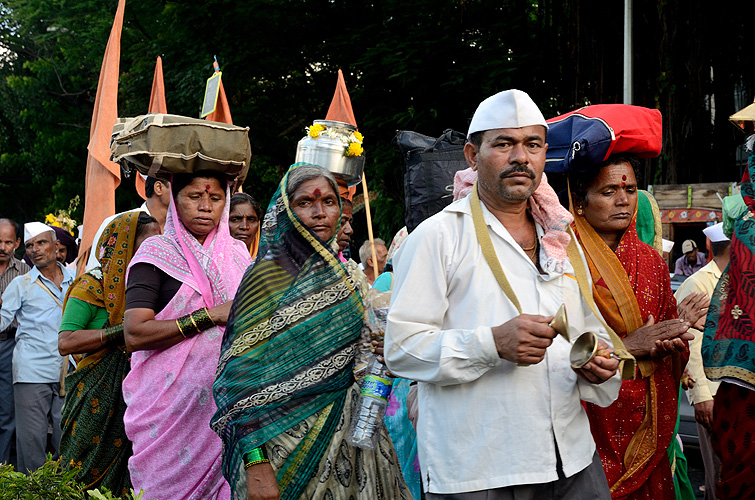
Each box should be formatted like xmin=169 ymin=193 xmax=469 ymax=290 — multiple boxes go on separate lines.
xmin=544 ymin=104 xmax=662 ymax=175
xmin=703 ymin=222 xmax=728 ymax=242
xmin=24 ymin=222 xmax=54 ymax=243
xmin=467 ymin=89 xmax=548 ymax=136
xmin=453 ymin=168 xmax=573 ymax=274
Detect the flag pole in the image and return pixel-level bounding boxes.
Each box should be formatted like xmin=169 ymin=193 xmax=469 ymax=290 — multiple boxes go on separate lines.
xmin=360 ymin=172 xmax=379 ymax=279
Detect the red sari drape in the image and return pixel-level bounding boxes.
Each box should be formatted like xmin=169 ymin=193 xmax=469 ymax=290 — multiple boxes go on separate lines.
xmin=573 ymin=213 xmax=681 ymax=500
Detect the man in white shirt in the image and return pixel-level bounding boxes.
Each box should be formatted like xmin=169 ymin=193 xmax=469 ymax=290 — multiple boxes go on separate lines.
xmin=385 ymin=90 xmax=621 ymax=499
xmin=676 ymin=222 xmax=729 ymax=500
xmin=85 ymin=176 xmax=169 ymax=271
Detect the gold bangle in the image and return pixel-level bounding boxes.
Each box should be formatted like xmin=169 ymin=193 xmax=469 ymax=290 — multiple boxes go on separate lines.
xmin=176 ymin=314 xmax=200 ymax=338
xmin=244 ymin=458 xmax=270 ymax=469
xmin=175 ymin=319 xmax=187 ymax=339
xmin=100 ymin=330 xmax=105 ymax=345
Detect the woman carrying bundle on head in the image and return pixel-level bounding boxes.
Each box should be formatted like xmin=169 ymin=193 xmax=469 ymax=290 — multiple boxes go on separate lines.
xmin=122 ymin=170 xmax=251 ymax=500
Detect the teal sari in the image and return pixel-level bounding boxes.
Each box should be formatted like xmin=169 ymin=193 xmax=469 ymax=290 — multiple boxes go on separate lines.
xmin=212 ymin=165 xmax=410 ymax=499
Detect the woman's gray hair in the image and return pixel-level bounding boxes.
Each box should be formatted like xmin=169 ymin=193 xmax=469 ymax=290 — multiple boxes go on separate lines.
xmin=286 ymin=164 xmax=340 ymax=200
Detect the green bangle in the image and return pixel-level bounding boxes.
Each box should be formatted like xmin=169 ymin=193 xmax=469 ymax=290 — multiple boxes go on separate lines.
xmin=103 ymin=323 xmax=124 ymax=343
xmin=191 ymin=307 xmax=216 ymax=332
xmin=244 ymin=447 xmax=269 ymax=469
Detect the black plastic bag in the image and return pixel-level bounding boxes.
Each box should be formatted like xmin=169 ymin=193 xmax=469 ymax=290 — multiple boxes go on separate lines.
xmin=392 ymin=129 xmax=468 ymax=233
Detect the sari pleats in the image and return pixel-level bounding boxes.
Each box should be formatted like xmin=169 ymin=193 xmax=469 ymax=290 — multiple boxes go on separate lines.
xmin=61 ymin=346 xmax=132 ymax=495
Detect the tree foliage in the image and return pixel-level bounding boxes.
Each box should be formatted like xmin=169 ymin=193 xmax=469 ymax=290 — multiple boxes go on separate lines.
xmin=0 ymin=0 xmax=754 ymax=242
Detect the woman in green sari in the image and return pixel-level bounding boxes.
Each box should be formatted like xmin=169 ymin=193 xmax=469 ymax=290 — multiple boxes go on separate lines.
xmin=58 ymin=211 xmax=160 ymax=495
xmin=212 ymin=164 xmax=410 ymax=500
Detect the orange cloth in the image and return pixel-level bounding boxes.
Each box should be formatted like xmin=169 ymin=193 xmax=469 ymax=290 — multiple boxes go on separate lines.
xmin=136 ymin=55 xmax=168 ymax=200
xmin=78 ymin=0 xmax=125 ymax=275
xmin=337 ymin=179 xmax=353 ymax=202
xmin=326 ymin=69 xmax=357 ymax=201
xmin=205 ymin=78 xmax=233 ymax=125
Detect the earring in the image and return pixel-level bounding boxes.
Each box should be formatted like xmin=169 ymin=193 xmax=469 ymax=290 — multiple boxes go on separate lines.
xmin=577 ymin=207 xmax=584 ymax=215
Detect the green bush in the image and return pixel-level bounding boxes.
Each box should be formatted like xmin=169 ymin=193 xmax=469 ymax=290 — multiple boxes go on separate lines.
xmin=0 ymin=457 xmax=150 ymax=500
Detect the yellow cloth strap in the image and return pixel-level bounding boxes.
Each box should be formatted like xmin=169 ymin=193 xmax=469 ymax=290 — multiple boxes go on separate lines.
xmin=565 ymin=228 xmax=636 ymax=380
xmin=30 ymin=276 xmax=70 ymax=394
xmin=470 ymin=182 xmax=522 ymax=314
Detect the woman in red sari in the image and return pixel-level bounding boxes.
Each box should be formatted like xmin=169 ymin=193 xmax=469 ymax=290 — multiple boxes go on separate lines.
xmin=569 ymin=155 xmax=693 ymax=500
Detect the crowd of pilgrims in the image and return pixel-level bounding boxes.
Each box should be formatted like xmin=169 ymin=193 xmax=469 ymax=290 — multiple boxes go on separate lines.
xmin=2 ymin=89 xmax=755 ymax=500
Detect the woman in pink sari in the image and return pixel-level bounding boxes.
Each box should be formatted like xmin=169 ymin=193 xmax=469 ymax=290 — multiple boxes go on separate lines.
xmin=123 ymin=171 xmax=251 ymax=500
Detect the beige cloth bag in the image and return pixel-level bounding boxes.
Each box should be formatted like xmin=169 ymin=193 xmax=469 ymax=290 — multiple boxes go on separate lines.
xmin=110 ymin=113 xmax=251 ymax=184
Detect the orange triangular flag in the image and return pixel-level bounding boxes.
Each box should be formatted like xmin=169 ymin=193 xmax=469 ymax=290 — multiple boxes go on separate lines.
xmin=206 ymin=78 xmax=233 ymax=125
xmin=78 ymin=0 xmax=125 ymax=275
xmin=326 ymin=69 xmax=357 ymax=127
xmin=326 ymin=69 xmax=358 ymax=200
xmin=136 ymin=55 xmax=168 ymax=199
xmin=148 ymin=56 xmax=167 ymax=114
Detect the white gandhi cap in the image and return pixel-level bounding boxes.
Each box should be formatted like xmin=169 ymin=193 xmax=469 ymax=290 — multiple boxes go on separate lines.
xmin=703 ymin=222 xmax=729 ymax=243
xmin=468 ymin=89 xmax=549 ymax=137
xmin=662 ymin=239 xmax=674 ymax=253
xmin=24 ymin=222 xmax=55 ymax=244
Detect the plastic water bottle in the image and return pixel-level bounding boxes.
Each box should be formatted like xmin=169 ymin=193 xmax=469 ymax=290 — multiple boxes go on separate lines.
xmin=347 ymin=355 xmax=394 ymax=450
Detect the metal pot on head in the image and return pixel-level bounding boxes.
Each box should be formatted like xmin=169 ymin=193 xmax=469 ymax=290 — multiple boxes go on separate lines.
xmin=295 ymin=120 xmax=365 ymax=186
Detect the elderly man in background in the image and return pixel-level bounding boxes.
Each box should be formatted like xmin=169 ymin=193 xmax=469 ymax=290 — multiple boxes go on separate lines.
xmin=386 ymin=89 xmax=621 ymax=499
xmin=675 ymin=223 xmax=729 ymax=500
xmin=359 ymin=237 xmax=387 ymax=286
xmin=674 ymin=239 xmax=706 ymax=277
xmin=0 ymin=222 xmax=73 ymax=473
xmin=0 ymin=219 xmax=30 ymax=467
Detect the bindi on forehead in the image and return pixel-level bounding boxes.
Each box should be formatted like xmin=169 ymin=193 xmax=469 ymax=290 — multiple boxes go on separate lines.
xmin=312 ymin=188 xmax=322 ymax=198
xmin=205 ymin=184 xmax=211 ymax=193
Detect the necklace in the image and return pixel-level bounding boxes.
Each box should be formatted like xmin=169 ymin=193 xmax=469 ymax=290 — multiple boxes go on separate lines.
xmin=519 ymin=240 xmax=538 ymax=262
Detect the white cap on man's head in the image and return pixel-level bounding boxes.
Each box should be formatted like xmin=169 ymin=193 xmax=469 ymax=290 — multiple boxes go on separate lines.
xmin=468 ymin=89 xmax=549 ymax=137
xmin=703 ymin=222 xmax=729 ymax=243
xmin=24 ymin=222 xmax=55 ymax=244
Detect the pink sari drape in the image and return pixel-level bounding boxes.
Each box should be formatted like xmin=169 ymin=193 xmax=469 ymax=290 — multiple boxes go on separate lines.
xmin=123 ymin=185 xmax=250 ymax=500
